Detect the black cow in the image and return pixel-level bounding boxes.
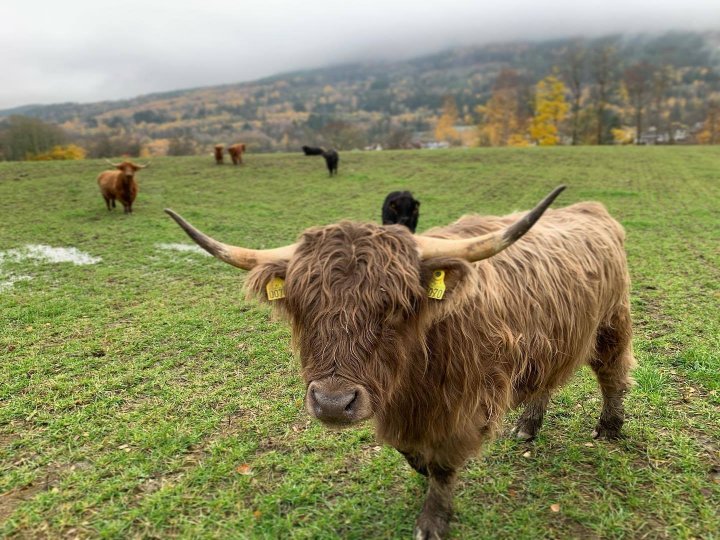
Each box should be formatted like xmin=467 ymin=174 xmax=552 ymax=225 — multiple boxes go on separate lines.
xmin=381 ymin=191 xmax=420 ymax=233
xmin=322 ymin=149 xmax=339 ymax=177
xmin=302 ymin=145 xmax=325 ymax=156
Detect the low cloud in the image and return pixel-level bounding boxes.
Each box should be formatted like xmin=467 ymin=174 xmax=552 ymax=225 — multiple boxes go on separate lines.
xmin=2 ymin=0 xmax=719 ymax=109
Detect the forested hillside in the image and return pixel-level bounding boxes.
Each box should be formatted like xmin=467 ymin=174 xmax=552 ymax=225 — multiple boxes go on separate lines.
xmin=1 ymin=31 xmax=719 ymax=158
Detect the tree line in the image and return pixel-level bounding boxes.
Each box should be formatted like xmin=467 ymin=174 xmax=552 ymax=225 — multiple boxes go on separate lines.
xmin=437 ymin=43 xmax=720 ymax=146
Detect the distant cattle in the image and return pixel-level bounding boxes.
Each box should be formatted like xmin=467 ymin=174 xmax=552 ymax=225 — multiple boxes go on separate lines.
xmin=97 ymin=160 xmax=149 ymax=214
xmin=228 ymin=143 xmax=246 ymax=165
xmin=382 ymin=191 xmax=420 ymax=233
xmin=302 ymin=145 xmax=325 ymax=156
xmin=322 ymin=149 xmax=339 ymax=177
xmin=214 ymin=145 xmax=224 ymax=165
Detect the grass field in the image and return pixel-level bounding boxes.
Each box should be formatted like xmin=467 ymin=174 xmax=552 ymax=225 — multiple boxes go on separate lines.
xmin=1 ymin=147 xmax=719 ymax=539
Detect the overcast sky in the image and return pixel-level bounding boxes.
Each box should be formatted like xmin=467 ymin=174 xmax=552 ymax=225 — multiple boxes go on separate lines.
xmin=2 ymin=0 xmax=719 ymax=109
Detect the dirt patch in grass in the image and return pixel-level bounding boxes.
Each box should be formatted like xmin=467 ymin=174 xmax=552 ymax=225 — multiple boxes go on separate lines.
xmin=0 ymin=460 xmax=90 ymax=523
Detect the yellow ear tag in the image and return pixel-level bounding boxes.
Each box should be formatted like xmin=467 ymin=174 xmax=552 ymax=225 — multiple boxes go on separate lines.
xmin=427 ymin=270 xmax=446 ymax=300
xmin=266 ymin=277 xmax=286 ymax=301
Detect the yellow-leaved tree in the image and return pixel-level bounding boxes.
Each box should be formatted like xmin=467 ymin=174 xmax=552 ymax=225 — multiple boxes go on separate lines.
xmin=476 ymin=69 xmax=528 ymax=146
xmin=696 ymin=100 xmax=720 ymax=144
xmin=27 ymin=144 xmax=86 ymax=161
xmin=435 ymin=96 xmax=460 ymax=145
xmin=529 ymin=74 xmax=569 ymax=146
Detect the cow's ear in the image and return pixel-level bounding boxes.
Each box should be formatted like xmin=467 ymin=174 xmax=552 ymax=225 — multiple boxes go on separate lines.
xmin=244 ymin=260 xmax=289 ymax=309
xmin=419 ymin=257 xmax=477 ymax=321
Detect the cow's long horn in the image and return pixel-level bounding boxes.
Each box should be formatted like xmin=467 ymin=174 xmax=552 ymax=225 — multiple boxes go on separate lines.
xmin=105 ymin=158 xmax=122 ymax=167
xmin=415 ymin=185 xmax=566 ymax=262
xmin=164 ymin=209 xmax=298 ymax=270
xmin=136 ymin=161 xmax=151 ymax=169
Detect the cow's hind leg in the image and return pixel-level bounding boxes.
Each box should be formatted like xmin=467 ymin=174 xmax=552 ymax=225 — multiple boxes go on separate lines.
xmin=513 ymin=391 xmax=550 ymax=441
xmin=589 ymin=306 xmax=634 ymax=440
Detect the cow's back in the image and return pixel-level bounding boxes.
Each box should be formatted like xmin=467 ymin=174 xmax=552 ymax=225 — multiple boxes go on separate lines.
xmin=422 ymin=202 xmax=629 ymax=404
xmin=97 ymin=170 xmax=118 ymax=195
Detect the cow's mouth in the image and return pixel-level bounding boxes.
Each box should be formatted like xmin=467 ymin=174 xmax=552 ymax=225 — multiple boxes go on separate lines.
xmin=305 ymin=379 xmax=373 ymax=427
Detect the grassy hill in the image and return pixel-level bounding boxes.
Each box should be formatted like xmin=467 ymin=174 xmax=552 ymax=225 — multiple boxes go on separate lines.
xmin=1 ymin=148 xmax=718 ymax=538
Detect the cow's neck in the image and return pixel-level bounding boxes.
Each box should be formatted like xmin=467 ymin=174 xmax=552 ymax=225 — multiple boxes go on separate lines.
xmin=375 ymin=312 xmax=512 ymax=455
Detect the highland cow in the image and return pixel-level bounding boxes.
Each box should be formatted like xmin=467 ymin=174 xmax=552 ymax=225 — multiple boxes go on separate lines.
xmin=97 ymin=160 xmax=149 ymax=214
xmin=302 ymin=145 xmax=325 ymax=156
xmin=165 ymin=185 xmax=634 ymax=539
xmin=322 ymin=149 xmax=339 ymax=176
xmin=228 ymin=143 xmax=246 ymax=165
xmin=214 ymin=144 xmax=224 ymax=164
xmin=382 ymin=191 xmax=420 ymax=232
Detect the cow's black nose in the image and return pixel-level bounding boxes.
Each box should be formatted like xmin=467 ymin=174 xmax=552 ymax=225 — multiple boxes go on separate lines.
xmin=307 ymin=382 xmax=358 ymax=424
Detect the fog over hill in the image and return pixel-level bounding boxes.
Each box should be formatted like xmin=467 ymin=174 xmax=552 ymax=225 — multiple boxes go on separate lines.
xmin=4 ymin=0 xmax=720 ymax=109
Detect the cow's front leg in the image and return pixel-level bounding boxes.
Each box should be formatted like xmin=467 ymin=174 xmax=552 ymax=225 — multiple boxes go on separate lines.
xmin=414 ymin=462 xmax=456 ymax=540
xmin=398 ymin=449 xmax=428 ymax=476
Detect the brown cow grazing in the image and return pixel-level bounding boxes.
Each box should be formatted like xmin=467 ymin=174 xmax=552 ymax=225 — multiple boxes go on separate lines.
xmin=214 ymin=144 xmax=224 ymax=164
xmin=228 ymin=143 xmax=246 ymax=165
xmin=97 ymin=160 xmax=149 ymax=214
xmin=165 ymin=185 xmax=634 ymax=539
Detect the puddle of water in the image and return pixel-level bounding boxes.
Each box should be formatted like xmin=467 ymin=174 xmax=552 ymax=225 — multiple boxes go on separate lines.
xmin=155 ymin=243 xmax=210 ymax=257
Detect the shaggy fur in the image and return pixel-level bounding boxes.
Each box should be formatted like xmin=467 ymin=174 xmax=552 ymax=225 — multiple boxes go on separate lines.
xmin=214 ymin=145 xmax=224 ymax=165
xmin=96 ymin=162 xmax=143 ymax=214
xmin=382 ymin=191 xmax=420 ymax=232
xmin=228 ymin=143 xmax=246 ymax=165
xmin=244 ymin=202 xmax=634 ymax=538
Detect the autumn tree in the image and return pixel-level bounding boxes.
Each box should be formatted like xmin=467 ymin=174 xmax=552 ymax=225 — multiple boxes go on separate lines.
xmin=560 ymin=42 xmax=586 ymax=145
xmin=384 ymin=127 xmax=414 ymax=149
xmin=649 ymin=65 xmax=675 ymax=142
xmin=529 ymin=74 xmax=569 ymax=146
xmin=696 ymin=100 xmax=720 ymax=144
xmin=0 ymin=116 xmax=67 ymax=161
xmin=167 ymin=137 xmax=196 ymax=156
xmin=26 ymin=144 xmax=86 ymax=161
xmin=476 ymin=69 xmax=529 ymax=146
xmin=435 ymin=95 xmax=460 ymax=144
xmin=321 ymin=120 xmax=367 ymax=150
xmin=623 ymin=61 xmax=655 ymax=144
xmin=591 ymin=45 xmax=616 ymax=144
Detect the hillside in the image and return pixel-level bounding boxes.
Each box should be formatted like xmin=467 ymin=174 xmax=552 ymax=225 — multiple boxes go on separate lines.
xmin=1 ymin=31 xmax=719 ymax=154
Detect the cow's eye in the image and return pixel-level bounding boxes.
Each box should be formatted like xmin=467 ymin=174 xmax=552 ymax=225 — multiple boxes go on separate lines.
xmin=389 ymin=203 xmax=397 ymax=210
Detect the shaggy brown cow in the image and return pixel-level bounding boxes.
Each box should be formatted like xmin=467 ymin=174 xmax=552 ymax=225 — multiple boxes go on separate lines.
xmin=165 ymin=186 xmax=634 ymax=539
xmin=97 ymin=160 xmax=149 ymax=214
xmin=228 ymin=143 xmax=246 ymax=165
xmin=214 ymin=144 xmax=224 ymax=164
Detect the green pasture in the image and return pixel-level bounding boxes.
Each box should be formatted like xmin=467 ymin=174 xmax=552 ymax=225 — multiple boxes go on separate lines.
xmin=1 ymin=147 xmax=718 ymax=539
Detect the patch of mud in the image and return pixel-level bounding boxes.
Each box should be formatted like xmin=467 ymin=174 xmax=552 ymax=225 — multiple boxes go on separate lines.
xmin=155 ymin=243 xmax=211 ymax=257
xmin=0 ymin=460 xmax=90 ymax=523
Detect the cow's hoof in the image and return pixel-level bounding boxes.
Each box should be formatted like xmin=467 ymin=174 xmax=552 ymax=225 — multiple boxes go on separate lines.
xmin=592 ymin=426 xmax=623 ymax=440
xmin=414 ymin=513 xmax=450 ymax=540
xmin=510 ymin=425 xmax=536 ymax=442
